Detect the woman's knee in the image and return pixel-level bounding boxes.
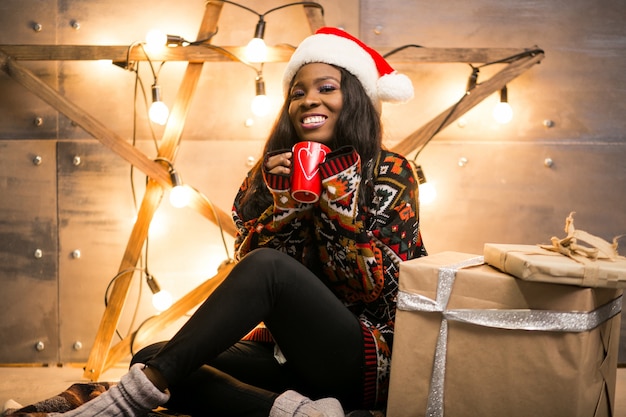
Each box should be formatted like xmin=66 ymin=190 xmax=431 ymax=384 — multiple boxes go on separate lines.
xmin=240 ymin=248 xmax=290 ymax=267
xmin=236 ymin=248 xmax=303 ymax=279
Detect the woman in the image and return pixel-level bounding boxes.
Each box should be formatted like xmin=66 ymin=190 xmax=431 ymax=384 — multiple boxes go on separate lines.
xmin=51 ymin=27 xmax=427 ymax=417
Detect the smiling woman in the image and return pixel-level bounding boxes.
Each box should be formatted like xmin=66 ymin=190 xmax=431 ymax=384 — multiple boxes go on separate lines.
xmin=3 ymin=27 xmax=425 ymax=417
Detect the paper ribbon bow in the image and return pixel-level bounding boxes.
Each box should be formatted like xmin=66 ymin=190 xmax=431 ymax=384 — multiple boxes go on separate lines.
xmin=540 ymin=211 xmax=625 ymax=264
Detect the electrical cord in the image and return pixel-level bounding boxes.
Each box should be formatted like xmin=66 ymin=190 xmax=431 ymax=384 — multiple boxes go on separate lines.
xmin=208 ymin=1 xmax=324 ymax=19
xmin=102 ymin=41 xmax=166 ymax=344
xmin=189 ymin=184 xmax=232 ymax=261
xmin=382 ymin=44 xmax=425 ymax=58
xmin=103 ymin=267 xmax=145 ymax=342
xmin=110 ymin=54 xmax=234 ymax=355
xmin=198 ymin=42 xmax=262 ymax=72
xmin=383 ymin=44 xmax=544 ymax=162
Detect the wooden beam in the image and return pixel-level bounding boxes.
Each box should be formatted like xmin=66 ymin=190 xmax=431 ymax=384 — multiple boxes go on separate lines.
xmin=0 ymin=44 xmax=250 ymax=63
xmin=188 ymin=188 xmax=238 ymax=237
xmin=379 ymin=47 xmax=543 ymax=64
xmin=0 ymin=44 xmax=537 ymax=65
xmin=0 ymin=49 xmax=169 ymax=186
xmin=303 ymin=3 xmax=326 ymax=32
xmin=0 ymin=50 xmax=233 ymax=236
xmin=83 ymin=0 xmax=225 ymax=381
xmin=83 ymin=179 xmax=164 ymax=379
xmin=390 ymin=51 xmax=545 ymax=156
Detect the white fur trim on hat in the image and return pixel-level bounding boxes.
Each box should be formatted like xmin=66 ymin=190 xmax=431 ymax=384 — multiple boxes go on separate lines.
xmin=283 ymin=27 xmax=414 ymax=109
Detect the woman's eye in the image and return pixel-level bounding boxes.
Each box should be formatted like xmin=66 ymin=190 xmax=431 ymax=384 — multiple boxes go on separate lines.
xmin=290 ymin=89 xmax=305 ymax=100
xmin=319 ymin=84 xmax=337 ymax=93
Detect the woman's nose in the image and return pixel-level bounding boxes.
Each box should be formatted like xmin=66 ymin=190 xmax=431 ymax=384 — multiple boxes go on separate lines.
xmin=302 ymin=91 xmax=320 ymax=107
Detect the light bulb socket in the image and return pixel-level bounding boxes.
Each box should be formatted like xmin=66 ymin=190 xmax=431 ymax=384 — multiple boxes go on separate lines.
xmin=499 ymin=85 xmax=508 ymax=103
xmin=253 ymin=17 xmax=266 ymax=40
xmin=146 ymin=274 xmax=161 ymax=294
xmin=466 ymin=67 xmax=479 ymax=92
xmin=255 ymin=76 xmax=266 ymax=96
xmin=166 ymin=34 xmax=185 ymax=47
xmin=169 ymin=168 xmax=183 ymax=188
xmin=415 ymin=164 xmax=427 ymax=185
xmin=151 ymin=84 xmax=162 ymax=103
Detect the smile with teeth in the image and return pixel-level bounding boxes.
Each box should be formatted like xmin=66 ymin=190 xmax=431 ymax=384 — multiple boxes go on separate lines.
xmin=302 ymin=115 xmax=326 ymax=126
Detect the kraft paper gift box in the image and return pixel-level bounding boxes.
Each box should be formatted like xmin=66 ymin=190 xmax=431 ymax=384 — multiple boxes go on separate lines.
xmin=386 ymin=251 xmax=622 ymax=417
xmin=483 ymin=212 xmax=626 ymax=289
xmin=483 ymin=243 xmax=626 ymax=288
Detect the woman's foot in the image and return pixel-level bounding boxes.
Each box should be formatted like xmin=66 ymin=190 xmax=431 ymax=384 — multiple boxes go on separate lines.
xmin=49 ymin=364 xmax=170 ymax=417
xmin=270 ymin=390 xmax=344 ymax=417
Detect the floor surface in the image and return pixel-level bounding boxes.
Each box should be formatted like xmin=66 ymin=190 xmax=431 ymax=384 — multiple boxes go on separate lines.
xmin=1 ymin=364 xmax=625 ymax=416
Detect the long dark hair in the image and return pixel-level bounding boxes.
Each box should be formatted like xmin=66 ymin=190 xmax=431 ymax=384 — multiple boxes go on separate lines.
xmin=238 ymin=65 xmax=382 ymax=221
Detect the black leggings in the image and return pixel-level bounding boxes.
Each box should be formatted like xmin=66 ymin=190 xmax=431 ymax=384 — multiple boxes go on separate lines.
xmin=132 ymin=248 xmax=365 ymax=416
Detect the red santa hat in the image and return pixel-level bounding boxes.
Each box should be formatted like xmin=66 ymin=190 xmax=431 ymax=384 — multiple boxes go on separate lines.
xmin=283 ymin=27 xmax=414 ymax=110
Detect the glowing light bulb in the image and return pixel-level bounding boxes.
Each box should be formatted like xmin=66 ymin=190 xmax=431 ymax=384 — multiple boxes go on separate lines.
xmin=251 ymin=94 xmax=270 ymax=117
xmin=493 ymin=86 xmax=513 ymax=124
xmin=251 ymin=75 xmax=270 ymax=116
xmin=245 ymin=17 xmax=267 ymax=63
xmin=246 ymin=38 xmax=267 ymax=63
xmin=145 ymin=30 xmax=167 ymax=51
xmin=146 ymin=274 xmax=173 ymax=312
xmin=149 ymin=84 xmax=169 ymax=125
xmin=149 ymin=101 xmax=169 ymax=125
xmin=419 ymin=182 xmax=437 ymax=205
xmin=152 ymin=290 xmax=173 ymax=312
xmin=170 ymin=184 xmax=191 ymax=208
xmin=493 ymin=102 xmax=513 ymax=124
xmin=414 ymin=164 xmax=437 ymax=204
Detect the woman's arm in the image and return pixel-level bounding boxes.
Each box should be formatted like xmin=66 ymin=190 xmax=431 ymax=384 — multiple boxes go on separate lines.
xmin=316 ymin=147 xmax=425 ymax=304
xmin=232 ymin=163 xmax=313 ymax=260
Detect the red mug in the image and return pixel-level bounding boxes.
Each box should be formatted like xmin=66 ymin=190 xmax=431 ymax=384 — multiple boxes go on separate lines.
xmin=291 ymin=141 xmax=331 ymax=203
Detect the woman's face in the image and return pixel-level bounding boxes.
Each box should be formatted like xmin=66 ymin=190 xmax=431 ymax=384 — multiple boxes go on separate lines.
xmin=288 ymin=63 xmax=343 ymax=145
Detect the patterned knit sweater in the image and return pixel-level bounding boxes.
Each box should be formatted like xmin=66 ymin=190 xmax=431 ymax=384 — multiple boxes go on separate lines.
xmin=231 ymin=146 xmax=427 ymax=408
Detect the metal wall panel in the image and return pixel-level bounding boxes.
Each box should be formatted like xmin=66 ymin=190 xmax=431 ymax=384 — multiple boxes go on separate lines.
xmin=416 ymin=141 xmax=626 ymax=254
xmin=0 ymin=0 xmax=624 ymax=364
xmin=0 ymin=140 xmax=58 ymax=363
xmin=56 ymin=140 xmax=138 ymax=362
xmin=0 ymin=0 xmax=60 ymax=139
xmin=361 ymin=0 xmax=626 ymax=145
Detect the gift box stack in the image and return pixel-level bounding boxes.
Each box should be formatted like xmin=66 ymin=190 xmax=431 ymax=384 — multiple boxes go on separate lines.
xmin=387 ymin=214 xmax=625 ymax=417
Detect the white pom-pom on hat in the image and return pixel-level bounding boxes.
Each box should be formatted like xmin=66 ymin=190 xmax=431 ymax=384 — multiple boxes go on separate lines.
xmin=283 ymin=27 xmax=414 ymax=110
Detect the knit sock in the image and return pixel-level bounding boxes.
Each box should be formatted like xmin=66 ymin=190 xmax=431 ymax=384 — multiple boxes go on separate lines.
xmin=48 ymin=364 xmax=170 ymax=417
xmin=270 ymin=390 xmax=344 ymax=417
